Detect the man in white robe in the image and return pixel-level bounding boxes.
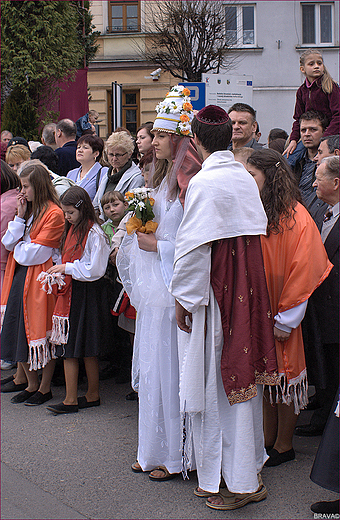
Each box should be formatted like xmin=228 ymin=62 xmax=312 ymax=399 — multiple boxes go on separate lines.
xmin=169 ymin=105 xmax=278 ymax=510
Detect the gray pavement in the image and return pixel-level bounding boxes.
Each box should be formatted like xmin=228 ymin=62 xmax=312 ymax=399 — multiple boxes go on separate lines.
xmin=1 ymin=370 xmax=338 ymax=520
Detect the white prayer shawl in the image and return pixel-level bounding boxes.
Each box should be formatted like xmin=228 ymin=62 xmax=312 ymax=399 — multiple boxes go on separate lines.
xmin=174 ymin=150 xmax=267 ymax=263
xmin=170 ymin=152 xmax=269 ymax=490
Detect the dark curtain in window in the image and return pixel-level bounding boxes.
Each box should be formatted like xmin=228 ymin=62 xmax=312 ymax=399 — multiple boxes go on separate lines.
xmin=302 ymin=4 xmax=315 ymax=44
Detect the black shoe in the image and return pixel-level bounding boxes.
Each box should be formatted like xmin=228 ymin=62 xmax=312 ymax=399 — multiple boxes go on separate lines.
xmin=24 ymin=391 xmax=53 ymax=406
xmin=264 ymin=448 xmax=295 ymax=467
xmin=47 ymin=402 xmax=78 ymax=414
xmin=126 ymin=391 xmax=138 ymax=401
xmin=77 ymin=396 xmax=100 ymax=409
xmin=306 ymin=394 xmax=321 ymax=411
xmin=311 ymin=500 xmax=339 ymax=514
xmin=294 ymin=424 xmax=324 ymax=437
xmin=1 ymin=374 xmax=14 ymax=386
xmin=265 ymin=445 xmax=274 ymax=454
xmin=11 ymin=390 xmax=37 ymax=403
xmin=1 ymin=381 xmax=27 ymax=393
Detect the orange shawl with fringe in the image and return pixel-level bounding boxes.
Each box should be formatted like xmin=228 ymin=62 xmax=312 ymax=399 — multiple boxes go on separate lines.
xmin=261 ymin=202 xmax=332 ymax=412
xmin=50 ymin=223 xmax=91 ymax=345
xmin=1 ymin=203 xmax=65 ymax=370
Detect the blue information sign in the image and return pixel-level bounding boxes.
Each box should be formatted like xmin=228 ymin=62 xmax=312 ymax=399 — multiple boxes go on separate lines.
xmin=179 ymin=82 xmax=206 ymax=110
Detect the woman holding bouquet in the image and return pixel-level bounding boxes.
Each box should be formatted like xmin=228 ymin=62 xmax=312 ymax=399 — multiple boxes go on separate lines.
xmin=117 ymin=86 xmax=201 ymax=480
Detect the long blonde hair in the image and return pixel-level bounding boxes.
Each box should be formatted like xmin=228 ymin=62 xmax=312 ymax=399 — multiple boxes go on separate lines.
xmin=300 ymin=49 xmax=335 ymax=94
xmin=152 ymin=159 xmax=173 ymax=190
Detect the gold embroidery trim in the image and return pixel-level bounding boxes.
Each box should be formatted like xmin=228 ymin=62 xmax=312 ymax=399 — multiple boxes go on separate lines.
xmin=228 ymin=384 xmax=257 ymax=405
xmin=227 ymin=371 xmax=280 ymax=405
xmin=255 ymin=370 xmax=280 ymax=385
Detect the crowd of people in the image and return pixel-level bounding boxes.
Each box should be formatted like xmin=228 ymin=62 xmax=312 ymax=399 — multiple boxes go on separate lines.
xmin=1 ymin=48 xmax=339 ymax=514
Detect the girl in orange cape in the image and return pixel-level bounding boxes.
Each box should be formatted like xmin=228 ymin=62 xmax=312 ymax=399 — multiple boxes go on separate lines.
xmin=46 ymin=186 xmax=111 ymax=415
xmin=1 ymin=162 xmax=64 ymax=406
xmin=246 ymin=149 xmax=332 ymax=467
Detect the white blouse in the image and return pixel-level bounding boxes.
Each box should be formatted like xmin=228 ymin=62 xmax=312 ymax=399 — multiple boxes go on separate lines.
xmin=2 ymin=216 xmax=54 ymax=266
xmin=63 ymin=223 xmax=110 ymax=282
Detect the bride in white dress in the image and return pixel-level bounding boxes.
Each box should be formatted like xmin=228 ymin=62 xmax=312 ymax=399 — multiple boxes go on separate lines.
xmin=117 ymin=85 xmax=201 ymax=480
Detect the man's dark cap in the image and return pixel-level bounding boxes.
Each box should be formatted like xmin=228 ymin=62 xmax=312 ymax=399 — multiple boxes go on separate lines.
xmin=196 ymin=105 xmax=230 ymax=126
xmin=7 ymin=136 xmax=30 ymax=149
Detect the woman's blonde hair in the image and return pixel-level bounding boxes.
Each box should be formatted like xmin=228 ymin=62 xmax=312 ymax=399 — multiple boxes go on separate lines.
xmin=152 ymin=159 xmax=172 ymax=190
xmin=19 ymin=162 xmax=60 ymax=231
xmin=5 ymin=144 xmax=31 ymax=164
xmin=105 ymin=131 xmax=134 ymax=156
xmin=300 ymin=48 xmax=335 ymax=94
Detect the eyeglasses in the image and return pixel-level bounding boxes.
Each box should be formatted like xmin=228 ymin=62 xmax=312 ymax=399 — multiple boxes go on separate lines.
xmin=108 ymin=152 xmax=127 ymax=158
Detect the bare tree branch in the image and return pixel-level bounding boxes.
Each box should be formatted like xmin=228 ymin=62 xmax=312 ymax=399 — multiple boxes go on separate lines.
xmin=135 ymin=1 xmax=239 ymax=82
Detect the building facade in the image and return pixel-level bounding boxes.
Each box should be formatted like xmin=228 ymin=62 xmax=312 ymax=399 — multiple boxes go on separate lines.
xmin=88 ymin=0 xmax=339 ymax=141
xmin=88 ymin=0 xmax=176 ymax=138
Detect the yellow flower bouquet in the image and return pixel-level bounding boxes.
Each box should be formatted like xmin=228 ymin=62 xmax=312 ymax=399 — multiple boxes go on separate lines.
xmin=125 ymin=188 xmax=158 ymax=235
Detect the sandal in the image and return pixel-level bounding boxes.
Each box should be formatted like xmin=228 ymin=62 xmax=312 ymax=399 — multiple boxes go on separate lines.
xmin=194 ymin=487 xmax=220 ymax=498
xmin=194 ymin=474 xmax=228 ymax=497
xmin=206 ymin=484 xmax=268 ymax=510
xmin=149 ymin=466 xmax=177 ymax=481
xmin=194 ymin=481 xmax=233 ymax=498
xmin=131 ymin=461 xmax=143 ymax=473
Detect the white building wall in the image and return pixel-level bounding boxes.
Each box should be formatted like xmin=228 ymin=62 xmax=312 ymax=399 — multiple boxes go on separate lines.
xmin=89 ymin=1 xmax=339 ymax=141
xmin=223 ymin=0 xmax=339 ymax=141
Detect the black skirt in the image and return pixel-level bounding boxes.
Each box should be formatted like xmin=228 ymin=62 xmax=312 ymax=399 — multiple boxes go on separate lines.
xmin=55 ymin=277 xmax=111 ymax=359
xmin=1 ymin=264 xmax=29 ymax=363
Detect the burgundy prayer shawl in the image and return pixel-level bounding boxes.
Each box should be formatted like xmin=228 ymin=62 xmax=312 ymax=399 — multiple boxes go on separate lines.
xmin=50 ymin=222 xmax=92 ymax=344
xmin=211 ymin=235 xmax=279 ymax=405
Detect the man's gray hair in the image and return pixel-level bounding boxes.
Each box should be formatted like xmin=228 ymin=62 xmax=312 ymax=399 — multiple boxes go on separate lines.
xmin=320 ymin=135 xmax=339 ymax=153
xmin=56 ymin=119 xmax=77 ymax=138
xmin=42 ymin=123 xmax=56 ymax=146
xmin=321 ymin=156 xmax=339 ymax=179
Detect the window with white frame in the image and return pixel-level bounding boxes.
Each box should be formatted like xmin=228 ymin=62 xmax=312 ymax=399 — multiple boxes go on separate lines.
xmin=301 ymin=3 xmax=333 ymax=45
xmin=225 ymin=4 xmax=256 ymax=46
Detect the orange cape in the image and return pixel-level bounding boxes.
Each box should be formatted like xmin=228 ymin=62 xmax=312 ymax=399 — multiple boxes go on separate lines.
xmin=1 ymin=203 xmax=65 ymax=370
xmin=50 ymin=223 xmax=91 ymax=345
xmin=261 ymin=203 xmax=332 ymax=412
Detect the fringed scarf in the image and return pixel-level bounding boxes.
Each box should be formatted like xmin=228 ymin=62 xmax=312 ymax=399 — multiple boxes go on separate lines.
xmin=50 ymin=222 xmax=92 ymax=345
xmin=211 ymin=236 xmax=279 ymax=405
xmin=1 ymin=203 xmax=65 ymax=370
xmin=260 ymin=202 xmax=333 ymax=413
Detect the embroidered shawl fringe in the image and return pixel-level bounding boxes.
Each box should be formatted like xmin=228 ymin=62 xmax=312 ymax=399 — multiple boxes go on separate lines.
xmin=227 ymin=371 xmax=280 ymax=405
xmin=50 ymin=315 xmax=70 ymax=345
xmin=272 ymin=370 xmax=308 ymax=414
xmin=181 ymin=411 xmax=191 ymax=480
xmin=181 ymin=409 xmax=204 ymax=479
xmin=28 ymin=337 xmax=56 ymax=371
xmin=37 ymin=271 xmax=66 ymax=294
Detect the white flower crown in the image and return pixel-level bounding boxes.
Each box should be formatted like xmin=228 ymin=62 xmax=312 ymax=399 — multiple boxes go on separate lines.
xmin=154 ymin=85 xmax=194 ymax=136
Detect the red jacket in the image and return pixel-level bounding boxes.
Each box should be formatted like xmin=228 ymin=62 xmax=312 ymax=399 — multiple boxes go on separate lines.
xmin=290 ymin=77 xmax=339 ymax=142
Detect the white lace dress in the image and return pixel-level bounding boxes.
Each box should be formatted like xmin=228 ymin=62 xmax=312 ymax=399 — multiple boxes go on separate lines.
xmin=117 ymin=180 xmax=183 ymax=473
